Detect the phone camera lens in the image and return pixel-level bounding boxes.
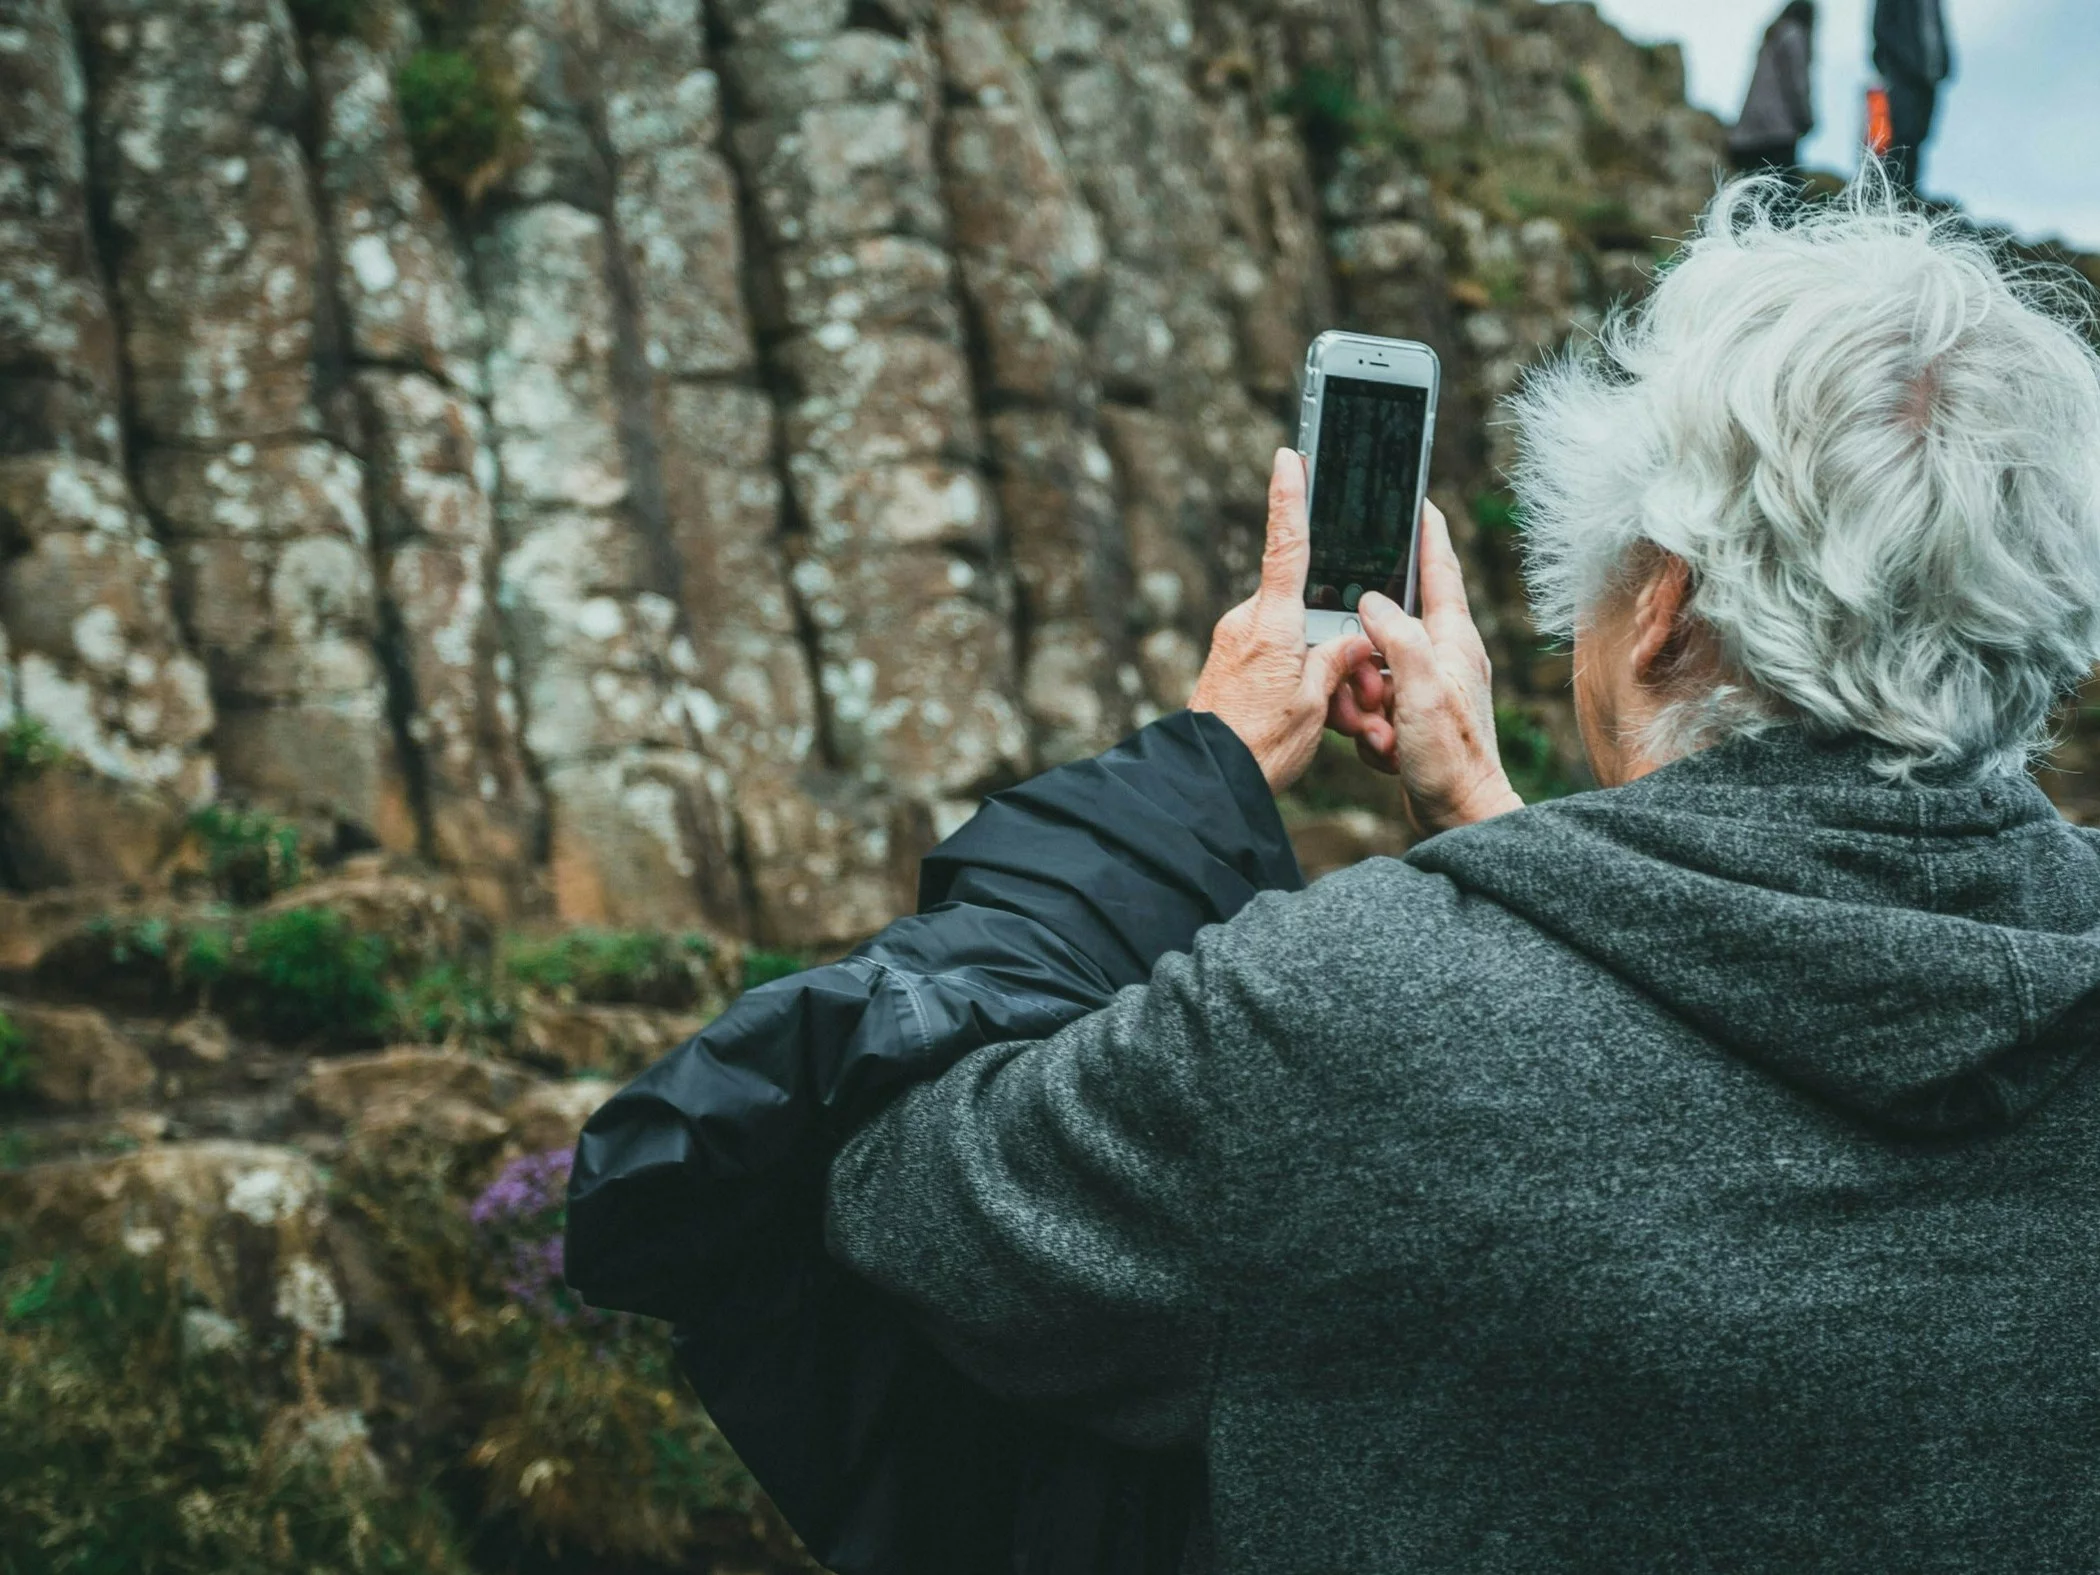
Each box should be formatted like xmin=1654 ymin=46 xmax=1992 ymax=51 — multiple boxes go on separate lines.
xmin=1343 ymin=583 xmax=1364 ymax=611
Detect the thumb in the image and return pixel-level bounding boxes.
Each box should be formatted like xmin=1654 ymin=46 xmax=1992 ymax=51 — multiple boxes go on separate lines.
xmin=1258 ymin=447 xmax=1312 ymax=609
xmin=1301 ymin=631 xmax=1374 ymax=705
xmin=1356 ymin=589 xmax=1431 ymax=675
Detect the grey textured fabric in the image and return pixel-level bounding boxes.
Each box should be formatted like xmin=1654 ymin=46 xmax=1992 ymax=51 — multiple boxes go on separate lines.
xmin=1731 ymin=17 xmax=1815 ymax=153
xmin=826 ymin=727 xmax=2100 ymax=1571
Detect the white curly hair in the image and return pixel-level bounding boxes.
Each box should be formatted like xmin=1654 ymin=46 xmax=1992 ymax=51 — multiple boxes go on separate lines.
xmin=1510 ymin=170 xmax=2100 ymax=781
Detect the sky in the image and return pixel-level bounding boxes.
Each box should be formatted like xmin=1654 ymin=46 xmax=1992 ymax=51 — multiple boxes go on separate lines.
xmin=1563 ymin=0 xmax=2100 ymax=251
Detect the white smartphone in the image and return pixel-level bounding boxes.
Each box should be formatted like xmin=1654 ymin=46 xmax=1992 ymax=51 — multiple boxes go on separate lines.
xmin=1295 ymin=331 xmax=1440 ymax=644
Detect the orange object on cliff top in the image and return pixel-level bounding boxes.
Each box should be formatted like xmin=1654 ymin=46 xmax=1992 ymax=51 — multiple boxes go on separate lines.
xmin=1866 ymin=85 xmax=1894 ymax=155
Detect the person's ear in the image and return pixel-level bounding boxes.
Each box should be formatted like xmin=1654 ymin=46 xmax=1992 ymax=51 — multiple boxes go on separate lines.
xmin=1628 ymin=552 xmax=1695 ymax=687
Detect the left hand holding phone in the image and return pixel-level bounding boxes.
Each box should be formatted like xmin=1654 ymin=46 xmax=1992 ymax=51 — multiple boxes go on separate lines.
xmin=1188 ymin=449 xmax=1377 ymax=794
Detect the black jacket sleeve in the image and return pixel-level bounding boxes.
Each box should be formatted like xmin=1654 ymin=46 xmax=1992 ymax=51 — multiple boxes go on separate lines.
xmin=562 ymin=711 xmax=1301 ymax=1575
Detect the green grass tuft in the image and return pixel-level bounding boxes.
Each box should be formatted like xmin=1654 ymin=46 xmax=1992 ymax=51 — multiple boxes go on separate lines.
xmin=504 ymin=928 xmax=714 ymax=1008
xmin=739 ymin=948 xmax=808 ymax=992
xmin=1271 ymin=66 xmax=1420 ymax=164
xmin=396 ymin=47 xmax=518 ymax=203
xmin=0 ymin=716 xmax=69 ymax=781
xmin=0 ymin=1011 xmax=31 ymax=1101
xmin=395 ymin=962 xmax=514 ymax=1049
xmin=238 ymin=908 xmax=394 ymax=1044
xmin=189 ymin=804 xmax=305 ymax=905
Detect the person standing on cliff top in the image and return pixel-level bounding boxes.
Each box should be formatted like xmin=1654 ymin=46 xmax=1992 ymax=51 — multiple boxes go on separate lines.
xmin=1731 ymin=2 xmax=1817 ymax=178
xmin=1874 ymin=0 xmax=1952 ymax=193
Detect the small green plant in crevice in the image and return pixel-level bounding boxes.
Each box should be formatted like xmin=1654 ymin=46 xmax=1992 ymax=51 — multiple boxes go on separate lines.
xmin=0 ymin=1011 xmax=33 ymax=1102
xmin=1271 ymin=66 xmax=1419 ymax=165
xmin=69 ymin=913 xmax=237 ymax=1003
xmin=189 ymin=803 xmax=305 ymax=905
xmin=505 ymin=928 xmax=715 ymax=1009
xmin=740 ymin=948 xmax=809 ymax=992
xmin=180 ymin=920 xmax=237 ymax=991
xmin=1496 ymin=703 xmax=1583 ymax=804
xmin=1272 ymin=65 xmax=1362 ymax=160
xmin=396 ymin=45 xmax=518 ymax=204
xmin=93 ymin=912 xmax=174 ymax=967
xmin=0 ymin=715 xmax=68 ymax=782
xmin=396 ymin=961 xmax=514 ymax=1050
xmin=236 ymin=908 xmax=394 ymax=1045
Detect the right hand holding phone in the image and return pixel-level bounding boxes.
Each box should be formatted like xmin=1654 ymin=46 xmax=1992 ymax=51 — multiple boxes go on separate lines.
xmin=1329 ymin=500 xmax=1526 ymax=835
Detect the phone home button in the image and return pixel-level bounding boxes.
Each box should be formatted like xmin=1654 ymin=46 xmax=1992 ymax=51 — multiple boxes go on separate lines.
xmin=1341 ymin=616 xmax=1361 ymax=637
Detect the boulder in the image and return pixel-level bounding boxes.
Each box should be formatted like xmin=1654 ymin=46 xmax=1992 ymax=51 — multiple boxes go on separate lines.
xmin=1 ymin=765 xmax=186 ymax=889
xmin=0 ymin=1141 xmax=341 ymax=1344
xmin=262 ymin=865 xmax=493 ymax=976
xmin=0 ymin=888 xmax=122 ymax=973
xmin=514 ymin=1001 xmax=700 ymax=1080
xmin=507 ymin=1077 xmax=615 ymax=1154
xmin=301 ymin=1046 xmax=520 ymax=1152
xmin=3 ymin=999 xmax=157 ymax=1109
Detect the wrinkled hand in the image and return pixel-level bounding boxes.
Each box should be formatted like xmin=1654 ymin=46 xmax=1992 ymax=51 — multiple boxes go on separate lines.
xmin=1328 ymin=500 xmax=1524 ymax=834
xmin=1188 ymin=449 xmax=1375 ymax=793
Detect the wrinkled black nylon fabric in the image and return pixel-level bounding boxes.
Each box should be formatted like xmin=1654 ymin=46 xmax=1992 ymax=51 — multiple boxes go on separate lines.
xmin=564 ymin=711 xmax=1295 ymax=1575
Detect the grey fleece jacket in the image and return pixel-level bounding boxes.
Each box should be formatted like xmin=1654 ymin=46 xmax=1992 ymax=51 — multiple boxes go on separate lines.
xmin=825 ymin=727 xmax=2100 ymax=1572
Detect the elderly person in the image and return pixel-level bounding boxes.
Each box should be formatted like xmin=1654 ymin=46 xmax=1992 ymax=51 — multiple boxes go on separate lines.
xmin=1875 ymin=0 xmax=1953 ymax=193
xmin=569 ymin=179 xmax=2100 ymax=1572
xmin=1730 ymin=1 xmax=1816 ymax=177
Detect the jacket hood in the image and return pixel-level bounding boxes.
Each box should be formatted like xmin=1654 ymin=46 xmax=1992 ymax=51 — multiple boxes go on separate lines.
xmin=1409 ymin=728 xmax=2100 ymax=1137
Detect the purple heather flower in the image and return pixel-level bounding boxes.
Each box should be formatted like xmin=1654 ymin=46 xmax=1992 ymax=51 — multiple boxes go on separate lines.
xmin=471 ymin=1149 xmax=572 ymax=1228
xmin=470 ymin=1148 xmax=625 ymax=1330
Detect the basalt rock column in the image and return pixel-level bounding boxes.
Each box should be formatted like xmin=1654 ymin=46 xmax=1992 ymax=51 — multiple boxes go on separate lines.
xmin=716 ymin=0 xmax=1028 ymax=822
xmin=0 ymin=2 xmax=215 ymax=887
xmin=934 ymin=4 xmax=1128 ymax=764
xmin=0 ymin=459 xmax=216 ymax=884
xmin=83 ymin=0 xmax=409 ymax=847
xmin=0 ymin=0 xmax=122 ymax=462
xmin=595 ymin=0 xmax=909 ymax=945
xmin=477 ymin=0 xmax=743 ymax=930
xmin=978 ymin=0 xmax=1323 ymax=718
xmin=310 ymin=21 xmax=543 ymax=914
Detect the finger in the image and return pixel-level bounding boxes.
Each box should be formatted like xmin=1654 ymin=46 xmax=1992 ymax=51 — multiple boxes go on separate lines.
xmin=1415 ymin=500 xmax=1481 ymax=646
xmin=1348 ymin=657 xmax=1388 ymax=717
xmin=1330 ymin=681 xmax=1396 ymax=758
xmin=1257 ymin=447 xmax=1312 ymax=609
xmin=1301 ymin=630 xmax=1373 ymax=704
xmin=1355 ymin=589 xmax=1433 ymax=691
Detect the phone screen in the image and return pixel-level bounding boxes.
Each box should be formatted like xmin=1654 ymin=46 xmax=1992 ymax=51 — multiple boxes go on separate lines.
xmin=1305 ymin=375 xmax=1430 ymax=613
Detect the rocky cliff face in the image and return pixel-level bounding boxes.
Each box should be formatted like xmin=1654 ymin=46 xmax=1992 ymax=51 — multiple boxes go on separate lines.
xmin=1 ymin=0 xmax=1742 ymax=947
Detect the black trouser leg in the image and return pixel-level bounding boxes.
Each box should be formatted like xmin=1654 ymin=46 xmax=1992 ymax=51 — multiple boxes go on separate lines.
xmin=1884 ymin=75 xmax=1937 ymax=193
